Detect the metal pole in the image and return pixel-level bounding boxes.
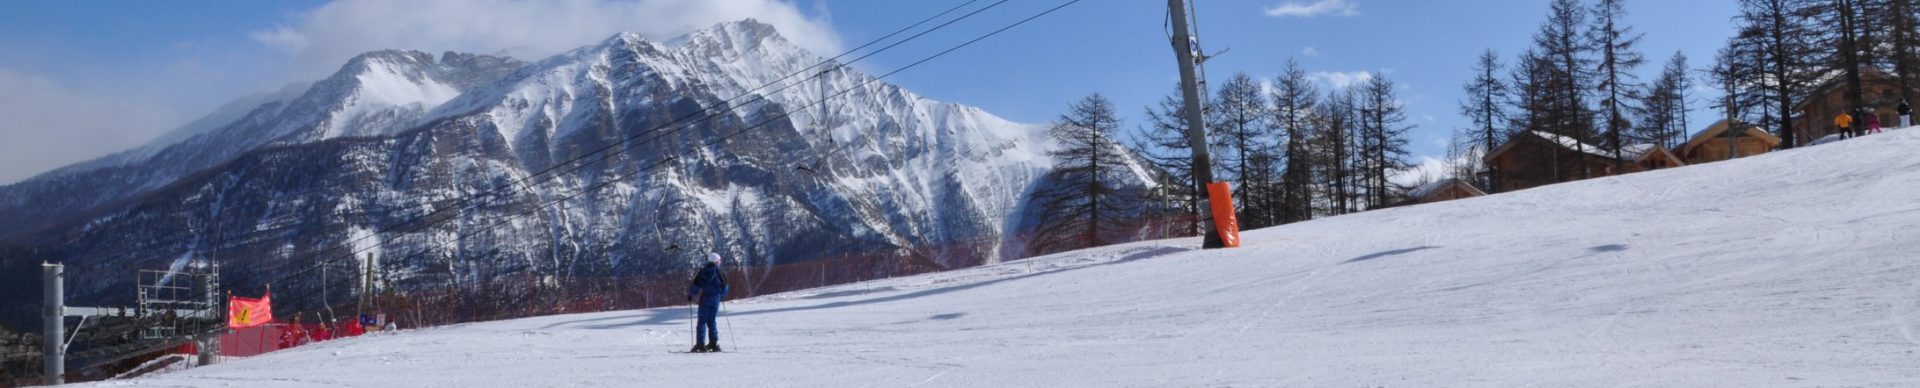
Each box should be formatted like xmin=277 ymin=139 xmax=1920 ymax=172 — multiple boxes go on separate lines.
xmin=362 ymin=253 xmax=375 ymax=318
xmin=198 ymin=337 xmax=217 ymax=366
xmin=200 ymin=269 xmax=219 ymax=366
xmin=1168 ymin=0 xmax=1226 ymax=249
xmin=321 ymin=262 xmax=327 ymax=319
xmin=42 ymin=262 xmax=64 ymax=385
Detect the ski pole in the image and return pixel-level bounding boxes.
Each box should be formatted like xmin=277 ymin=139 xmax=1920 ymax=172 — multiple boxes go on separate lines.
xmin=721 ymin=302 xmax=736 ymax=351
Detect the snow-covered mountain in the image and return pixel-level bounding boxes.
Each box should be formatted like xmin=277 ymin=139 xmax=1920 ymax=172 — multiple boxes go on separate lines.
xmin=0 ymin=51 xmax=525 ymax=237
xmin=91 ymin=124 xmax=1920 ymax=387
xmin=6 ymin=19 xmax=1152 ymax=307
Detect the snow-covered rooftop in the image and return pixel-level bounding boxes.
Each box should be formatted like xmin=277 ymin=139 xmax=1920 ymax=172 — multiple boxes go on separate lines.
xmin=1407 ymin=177 xmax=1483 ymax=200
xmin=1526 ymin=130 xmax=1620 ymax=159
xmin=1520 ymin=130 xmax=1670 ymax=162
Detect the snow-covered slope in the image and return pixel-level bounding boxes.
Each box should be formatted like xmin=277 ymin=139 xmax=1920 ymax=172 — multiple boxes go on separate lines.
xmin=100 ymin=129 xmax=1920 ymax=386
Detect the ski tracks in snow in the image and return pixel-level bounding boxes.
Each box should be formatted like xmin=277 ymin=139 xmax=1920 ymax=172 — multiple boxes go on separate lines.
xmin=1586 ymin=303 xmax=1635 ymax=341
xmin=1892 ymin=282 xmax=1920 ymax=348
xmin=904 ymin=368 xmax=955 ymax=387
xmin=1228 ymin=238 xmax=1349 ymax=335
xmin=1236 ymin=266 xmax=1332 ymax=334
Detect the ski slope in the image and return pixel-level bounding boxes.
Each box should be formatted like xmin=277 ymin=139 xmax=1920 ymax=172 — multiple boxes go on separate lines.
xmin=93 ymin=129 xmax=1920 ymax=386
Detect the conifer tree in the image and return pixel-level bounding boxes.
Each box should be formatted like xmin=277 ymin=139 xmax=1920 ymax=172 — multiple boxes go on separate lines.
xmin=1315 ymin=89 xmax=1359 ymax=215
xmin=1131 ymin=87 xmax=1202 ymax=237
xmin=1721 ymin=0 xmax=1820 ymax=148
xmin=1460 ymin=50 xmax=1510 ymax=191
xmin=1534 ymin=0 xmax=1598 ymax=177
xmin=1639 ymin=52 xmax=1693 ymax=149
xmin=1355 ymin=76 xmax=1414 ymax=208
xmin=1207 ymin=73 xmax=1275 ymax=228
xmin=1029 ymin=94 xmax=1133 ymax=255
xmin=1271 ymin=60 xmax=1319 ymax=223
xmin=1591 ymin=0 xmax=1646 ymax=171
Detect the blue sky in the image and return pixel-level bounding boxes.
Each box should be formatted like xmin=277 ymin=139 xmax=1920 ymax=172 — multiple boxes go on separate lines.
xmin=826 ymin=0 xmax=1740 ymax=165
xmin=0 ymin=0 xmax=1740 ymax=184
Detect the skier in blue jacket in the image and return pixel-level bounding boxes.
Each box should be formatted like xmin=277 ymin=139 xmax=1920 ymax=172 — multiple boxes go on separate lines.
xmin=686 ymin=253 xmax=730 ymax=352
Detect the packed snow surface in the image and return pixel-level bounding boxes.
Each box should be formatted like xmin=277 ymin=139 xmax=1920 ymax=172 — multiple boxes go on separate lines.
xmin=92 ymin=130 xmax=1920 ymax=386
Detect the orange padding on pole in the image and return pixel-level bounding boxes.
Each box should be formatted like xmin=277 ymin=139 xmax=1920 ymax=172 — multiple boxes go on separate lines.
xmin=1206 ymin=181 xmax=1240 ymax=248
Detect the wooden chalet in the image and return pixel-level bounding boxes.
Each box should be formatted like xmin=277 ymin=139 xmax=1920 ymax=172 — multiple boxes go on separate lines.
xmin=1406 ymin=178 xmax=1486 ymax=204
xmin=1791 ymin=67 xmax=1919 ymax=144
xmin=1483 ymin=131 xmax=1685 ymax=193
xmin=1616 ymin=143 xmax=1687 ymax=173
xmin=1679 ymin=119 xmax=1780 ymax=164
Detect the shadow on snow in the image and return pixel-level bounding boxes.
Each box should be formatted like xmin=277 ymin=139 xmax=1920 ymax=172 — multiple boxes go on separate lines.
xmin=550 ymin=244 xmax=1193 ymax=330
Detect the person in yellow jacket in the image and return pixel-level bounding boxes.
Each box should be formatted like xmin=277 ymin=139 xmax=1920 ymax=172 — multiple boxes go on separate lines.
xmin=1835 ymin=111 xmax=1854 ymax=139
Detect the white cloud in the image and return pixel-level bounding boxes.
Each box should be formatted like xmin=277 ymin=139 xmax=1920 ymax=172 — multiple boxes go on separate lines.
xmin=253 ymin=0 xmax=844 ymax=78
xmin=1388 ymin=155 xmax=1451 ymax=188
xmin=1264 ymin=0 xmax=1360 ymax=18
xmin=0 ymin=68 xmax=182 ymax=184
xmin=0 ymin=0 xmax=848 ymax=184
xmin=1389 ymin=148 xmax=1487 ymax=190
xmin=1308 ymin=70 xmax=1373 ymax=88
xmin=1300 ymin=46 xmax=1322 ymax=57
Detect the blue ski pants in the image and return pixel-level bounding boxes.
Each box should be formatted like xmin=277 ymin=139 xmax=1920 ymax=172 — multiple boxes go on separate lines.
xmin=695 ymin=302 xmax=719 ymax=344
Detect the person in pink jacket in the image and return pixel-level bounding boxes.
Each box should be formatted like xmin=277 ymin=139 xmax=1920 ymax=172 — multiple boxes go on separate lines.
xmin=1866 ymin=109 xmax=1883 ymax=134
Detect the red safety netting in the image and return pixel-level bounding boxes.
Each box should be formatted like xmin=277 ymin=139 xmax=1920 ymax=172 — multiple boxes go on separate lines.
xmin=219 ymin=320 xmax=373 ymax=357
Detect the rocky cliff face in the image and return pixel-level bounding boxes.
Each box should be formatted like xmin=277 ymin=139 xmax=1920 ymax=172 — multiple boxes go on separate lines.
xmin=2 ymin=19 xmax=1155 ymax=308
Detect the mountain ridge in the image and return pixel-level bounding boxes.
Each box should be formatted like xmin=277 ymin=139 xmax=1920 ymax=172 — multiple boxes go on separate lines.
xmin=5 ymin=19 xmax=1157 ymax=311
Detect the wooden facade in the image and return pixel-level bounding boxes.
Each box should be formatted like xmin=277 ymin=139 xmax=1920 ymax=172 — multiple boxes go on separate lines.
xmin=1408 ymin=178 xmax=1486 ymax=204
xmin=1484 ymin=131 xmax=1685 ymax=193
xmin=1679 ymin=119 xmax=1780 ymax=164
xmin=1616 ymin=144 xmax=1687 ymax=174
xmin=1485 ymin=132 xmax=1616 ymax=193
xmin=1791 ymin=68 xmax=1918 ymax=144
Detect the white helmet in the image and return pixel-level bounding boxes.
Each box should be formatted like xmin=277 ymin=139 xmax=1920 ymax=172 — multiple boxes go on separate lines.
xmin=707 ymin=252 xmax=722 ymax=265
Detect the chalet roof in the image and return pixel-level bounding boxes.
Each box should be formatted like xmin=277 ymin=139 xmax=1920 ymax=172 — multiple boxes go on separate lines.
xmin=1793 ymin=67 xmax=1911 ymax=111
xmin=1625 ymin=144 xmax=1687 ymax=167
xmin=1619 ymin=144 xmax=1659 ymax=161
xmin=1527 ymin=131 xmax=1619 ymax=159
xmin=1485 ymin=131 xmax=1681 ymax=165
xmin=1409 ymin=178 xmax=1486 ymax=200
xmin=1681 ymin=119 xmax=1782 ymax=154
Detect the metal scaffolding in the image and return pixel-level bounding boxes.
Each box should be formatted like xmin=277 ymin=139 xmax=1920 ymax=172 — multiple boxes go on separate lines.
xmin=135 ymin=267 xmax=221 ymax=342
